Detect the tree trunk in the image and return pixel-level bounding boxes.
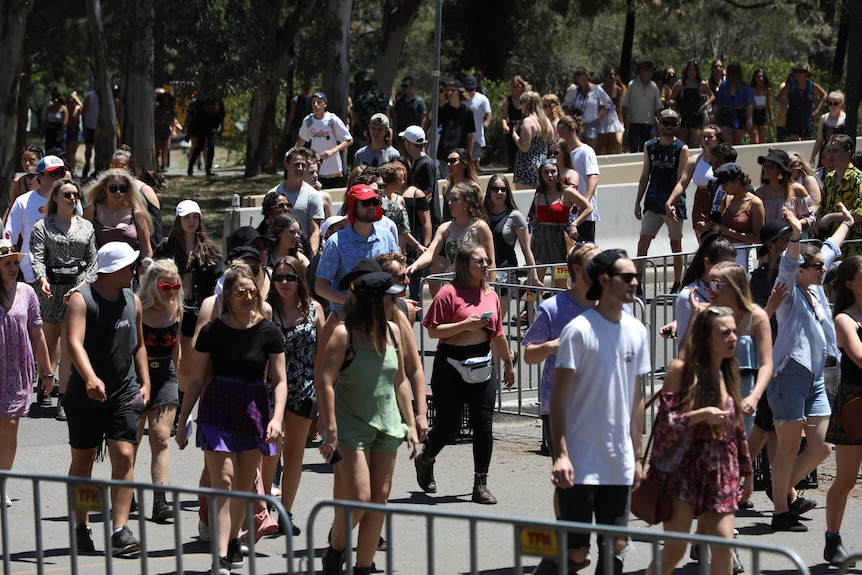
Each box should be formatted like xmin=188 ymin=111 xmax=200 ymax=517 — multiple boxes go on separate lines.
xmin=373 ymin=0 xmax=422 ymax=97
xmin=86 ymin=0 xmax=118 ymax=172
xmin=123 ymin=0 xmax=155 ymax=172
xmin=831 ymin=0 xmax=851 ymax=86
xmin=845 ymin=0 xmax=862 ymax=140
xmin=619 ymin=0 xmax=636 ymax=84
xmin=322 ymin=0 xmax=353 ymax=120
xmin=245 ymin=84 xmax=279 ymax=177
xmin=0 ymin=0 xmax=30 ymax=217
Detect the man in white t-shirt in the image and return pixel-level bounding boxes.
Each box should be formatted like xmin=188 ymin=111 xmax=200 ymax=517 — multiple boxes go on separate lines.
xmin=463 ymin=76 xmax=492 ymax=172
xmin=267 ymin=147 xmax=325 ymax=254
xmin=296 ymin=91 xmax=353 ymax=189
xmin=558 ymin=115 xmax=601 ymax=242
xmin=551 ymin=249 xmax=650 ymax=575
xmin=4 ymin=155 xmax=77 ymax=283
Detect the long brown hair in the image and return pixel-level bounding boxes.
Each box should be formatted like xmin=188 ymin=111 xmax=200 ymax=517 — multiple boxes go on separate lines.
xmin=267 ymin=256 xmax=311 ymax=320
xmin=452 ymin=242 xmax=488 ymax=293
xmin=679 ymin=306 xmax=744 ymax=429
xmin=46 ymin=180 xmax=82 ymax=217
xmin=343 ymin=285 xmax=389 ymax=355
xmin=833 ymin=256 xmax=862 ymax=317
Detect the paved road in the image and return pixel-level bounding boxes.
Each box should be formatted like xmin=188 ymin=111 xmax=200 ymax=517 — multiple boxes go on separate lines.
xmin=2 ymin=395 xmax=859 ymax=575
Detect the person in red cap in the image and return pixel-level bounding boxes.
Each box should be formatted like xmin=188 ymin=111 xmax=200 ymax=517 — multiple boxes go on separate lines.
xmin=315 ymin=184 xmax=399 ymax=310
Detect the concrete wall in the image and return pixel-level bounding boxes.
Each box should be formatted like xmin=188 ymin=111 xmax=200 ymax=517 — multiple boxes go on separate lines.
xmin=228 ymin=138 xmax=852 ymax=256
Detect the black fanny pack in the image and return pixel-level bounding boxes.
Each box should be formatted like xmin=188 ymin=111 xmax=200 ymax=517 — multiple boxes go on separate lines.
xmin=47 ymin=266 xmax=80 ymax=284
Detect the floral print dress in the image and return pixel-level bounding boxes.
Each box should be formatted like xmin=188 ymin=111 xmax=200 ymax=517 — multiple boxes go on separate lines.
xmin=649 ymin=392 xmax=752 ymax=516
xmin=279 ymin=301 xmax=317 ymax=411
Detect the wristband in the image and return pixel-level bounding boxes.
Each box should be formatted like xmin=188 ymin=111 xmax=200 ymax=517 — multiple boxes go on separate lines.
xmin=41 ymin=373 xmax=54 ymax=380
xmin=789 ymin=235 xmax=801 ymax=242
xmin=842 ymin=221 xmax=854 ymax=229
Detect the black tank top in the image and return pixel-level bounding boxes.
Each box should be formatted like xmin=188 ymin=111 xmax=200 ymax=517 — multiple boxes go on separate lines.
xmin=143 ymin=322 xmax=178 ymax=359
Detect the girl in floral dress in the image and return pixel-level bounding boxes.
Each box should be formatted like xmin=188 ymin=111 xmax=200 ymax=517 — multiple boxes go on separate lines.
xmin=646 ymin=307 xmax=753 ymax=575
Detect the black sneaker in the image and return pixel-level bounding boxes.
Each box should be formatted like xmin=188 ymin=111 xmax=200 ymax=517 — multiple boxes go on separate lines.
xmin=377 ymin=536 xmax=388 ymax=551
xmin=111 ymin=526 xmax=140 ymax=557
xmin=414 ymin=452 xmax=436 ymax=493
xmin=130 ymin=494 xmax=138 ymax=513
xmin=771 ymin=511 xmax=807 ymax=532
xmin=215 ymin=555 xmax=233 ymax=575
xmin=227 ymin=538 xmax=244 ymax=569
xmin=669 ymin=282 xmax=681 ymax=294
xmin=789 ymin=495 xmax=816 ymax=516
xmin=277 ymin=511 xmax=301 ymax=536
xmin=76 ymin=524 xmax=95 ymax=552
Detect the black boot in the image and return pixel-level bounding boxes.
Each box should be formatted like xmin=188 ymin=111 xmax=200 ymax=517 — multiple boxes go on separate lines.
xmin=152 ymin=490 xmax=174 ymax=523
xmin=471 ymin=473 xmax=497 ymax=504
xmin=414 ymin=451 xmax=436 ymax=493
xmin=824 ymin=534 xmax=854 ymax=567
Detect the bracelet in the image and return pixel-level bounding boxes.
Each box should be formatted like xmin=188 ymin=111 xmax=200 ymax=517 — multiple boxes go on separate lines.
xmin=41 ymin=373 xmax=54 ymax=379
xmin=842 ymin=221 xmax=854 ymax=229
xmin=789 ymin=236 xmax=801 ymax=243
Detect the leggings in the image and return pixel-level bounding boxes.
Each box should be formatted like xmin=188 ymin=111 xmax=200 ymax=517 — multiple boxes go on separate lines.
xmin=424 ymin=341 xmax=495 ymax=473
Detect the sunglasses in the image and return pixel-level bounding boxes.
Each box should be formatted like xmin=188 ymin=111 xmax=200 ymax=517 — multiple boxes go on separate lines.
xmin=489 ymin=185 xmax=507 ymax=193
xmin=540 ymin=158 xmax=557 ymax=166
xmin=548 ymin=149 xmax=561 ymax=156
xmin=47 ymin=169 xmax=67 ymax=178
xmin=394 ymin=272 xmax=411 ymax=282
xmin=273 ymin=202 xmax=291 ymax=211
xmin=157 ymin=282 xmax=182 ymax=293
xmin=800 ymin=261 xmax=826 ymax=271
xmin=109 ymin=162 xmax=127 ymax=169
xmin=610 ymin=272 xmax=638 ymax=283
xmin=707 ymin=280 xmax=727 ymax=291
xmin=471 ymin=257 xmax=493 ymax=266
xmin=661 ymin=121 xmax=679 ymax=127
xmin=828 ymin=100 xmax=843 ymax=107
xmin=272 ymin=273 xmax=299 ymax=283
xmin=445 ymin=158 xmax=460 ymax=165
xmin=0 ymin=246 xmax=19 ymax=256
xmin=358 ymin=198 xmax=381 ymax=207
xmin=108 ymin=184 xmax=130 ymax=194
xmin=234 ymin=287 xmax=260 ymax=299
xmin=62 ymin=191 xmax=80 ymax=199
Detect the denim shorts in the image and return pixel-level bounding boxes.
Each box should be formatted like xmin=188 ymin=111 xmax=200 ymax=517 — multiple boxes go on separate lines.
xmin=767 ymin=358 xmax=831 ymax=422
xmin=582 ymin=120 xmax=599 ymax=140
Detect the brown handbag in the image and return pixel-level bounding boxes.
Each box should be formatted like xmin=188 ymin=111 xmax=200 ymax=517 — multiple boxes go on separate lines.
xmin=840 ymin=396 xmax=862 ymax=441
xmin=630 ymin=408 xmax=673 ymax=526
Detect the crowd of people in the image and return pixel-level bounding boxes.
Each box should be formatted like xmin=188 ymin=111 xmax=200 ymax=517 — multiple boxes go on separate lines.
xmin=2 ymin=58 xmax=862 ymax=575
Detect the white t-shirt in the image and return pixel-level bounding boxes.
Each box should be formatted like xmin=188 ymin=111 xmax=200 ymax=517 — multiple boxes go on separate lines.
xmin=570 ymin=144 xmax=601 ymax=222
xmin=5 ymin=190 xmax=81 ymax=283
xmin=466 ymin=93 xmax=492 ymax=147
xmin=267 ymin=181 xmax=325 ymax=236
xmin=297 ymin=112 xmax=352 ymax=177
xmin=554 ymin=308 xmax=650 ymax=485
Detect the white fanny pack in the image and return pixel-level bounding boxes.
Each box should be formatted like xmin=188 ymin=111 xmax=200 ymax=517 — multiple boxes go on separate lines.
xmin=447 ymin=351 xmax=493 ymax=384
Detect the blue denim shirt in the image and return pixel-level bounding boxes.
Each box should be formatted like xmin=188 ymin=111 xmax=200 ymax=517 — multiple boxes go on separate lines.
xmin=771 ymin=239 xmax=840 ymax=377
xmin=316 ymin=223 xmax=400 ymax=309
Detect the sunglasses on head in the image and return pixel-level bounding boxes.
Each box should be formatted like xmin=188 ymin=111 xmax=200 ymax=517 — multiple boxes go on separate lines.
xmin=109 ymin=162 xmax=127 ymax=169
xmin=108 ymin=183 xmax=130 ymax=194
xmin=234 ymin=287 xmax=259 ymax=299
xmin=540 ymin=158 xmax=557 ymax=166
xmin=157 ymin=282 xmax=181 ymax=293
xmin=0 ymin=246 xmax=19 ymax=256
xmin=62 ymin=191 xmax=80 ymax=199
xmin=272 ymin=273 xmax=299 ymax=283
xmin=358 ymin=198 xmax=381 ymax=207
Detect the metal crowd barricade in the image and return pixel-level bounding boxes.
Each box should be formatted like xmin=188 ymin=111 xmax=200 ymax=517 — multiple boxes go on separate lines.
xmin=305 ymin=499 xmax=811 ymax=575
xmin=0 ymin=470 xmax=296 ymax=575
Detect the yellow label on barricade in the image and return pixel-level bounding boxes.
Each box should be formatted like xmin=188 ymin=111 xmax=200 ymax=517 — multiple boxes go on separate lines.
xmin=555 ymin=266 xmax=570 ymax=279
xmin=520 ymin=527 xmax=559 ymax=556
xmin=525 ymin=291 xmax=537 ymax=301
xmin=74 ymin=484 xmax=103 ymax=512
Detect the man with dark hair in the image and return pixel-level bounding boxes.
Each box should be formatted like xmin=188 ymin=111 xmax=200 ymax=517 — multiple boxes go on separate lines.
xmin=634 ymin=108 xmax=689 ymax=292
xmin=551 ymin=249 xmax=649 ymax=575
xmin=813 ymin=134 xmax=862 ymax=256
xmin=393 ymin=76 xmax=428 ymax=154
xmin=267 ymin=147 xmax=325 ymax=254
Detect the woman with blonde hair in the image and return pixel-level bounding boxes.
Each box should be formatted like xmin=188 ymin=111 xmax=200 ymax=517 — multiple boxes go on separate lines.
xmin=541 ymin=94 xmax=564 ymax=136
xmin=787 ymin=152 xmax=821 ymax=209
xmin=29 ymin=179 xmax=97 ymax=419
xmin=110 ymin=145 xmax=162 ymax=250
xmin=176 ymin=262 xmax=286 ymax=573
xmin=598 ymin=67 xmax=626 ymax=154
xmin=512 ymin=90 xmax=553 ymax=190
xmin=84 ymin=168 xmax=153 ymax=258
xmin=136 ymin=257 xmax=183 ymax=522
xmin=810 ymin=90 xmax=847 ymax=167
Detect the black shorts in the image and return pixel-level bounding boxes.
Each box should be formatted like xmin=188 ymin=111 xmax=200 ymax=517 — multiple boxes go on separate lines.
xmin=66 ymin=398 xmax=144 ymax=450
xmin=84 ymin=128 xmax=96 ymax=145
xmin=753 ymin=107 xmax=769 ymax=127
xmin=147 ymin=358 xmax=179 ymax=410
xmin=181 ymin=307 xmax=199 ymax=338
xmin=680 ymin=112 xmax=704 ymax=130
xmin=557 ymin=484 xmax=630 ymax=549
xmin=754 ymin=392 xmax=774 ymax=431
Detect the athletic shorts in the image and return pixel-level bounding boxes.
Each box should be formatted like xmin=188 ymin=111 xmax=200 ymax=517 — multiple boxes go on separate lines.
xmin=66 ymin=397 xmax=145 ymax=450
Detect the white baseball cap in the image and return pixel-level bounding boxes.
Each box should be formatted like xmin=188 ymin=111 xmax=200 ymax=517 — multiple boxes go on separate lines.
xmin=320 ymin=215 xmax=348 ymax=237
xmin=176 ymin=200 xmax=202 ymax=217
xmin=398 ymin=126 xmax=427 ymax=145
xmin=96 ymin=242 xmax=140 ymax=274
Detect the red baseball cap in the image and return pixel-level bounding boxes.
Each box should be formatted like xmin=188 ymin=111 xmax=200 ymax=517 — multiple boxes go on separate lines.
xmin=346 ymin=184 xmax=382 ymax=224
